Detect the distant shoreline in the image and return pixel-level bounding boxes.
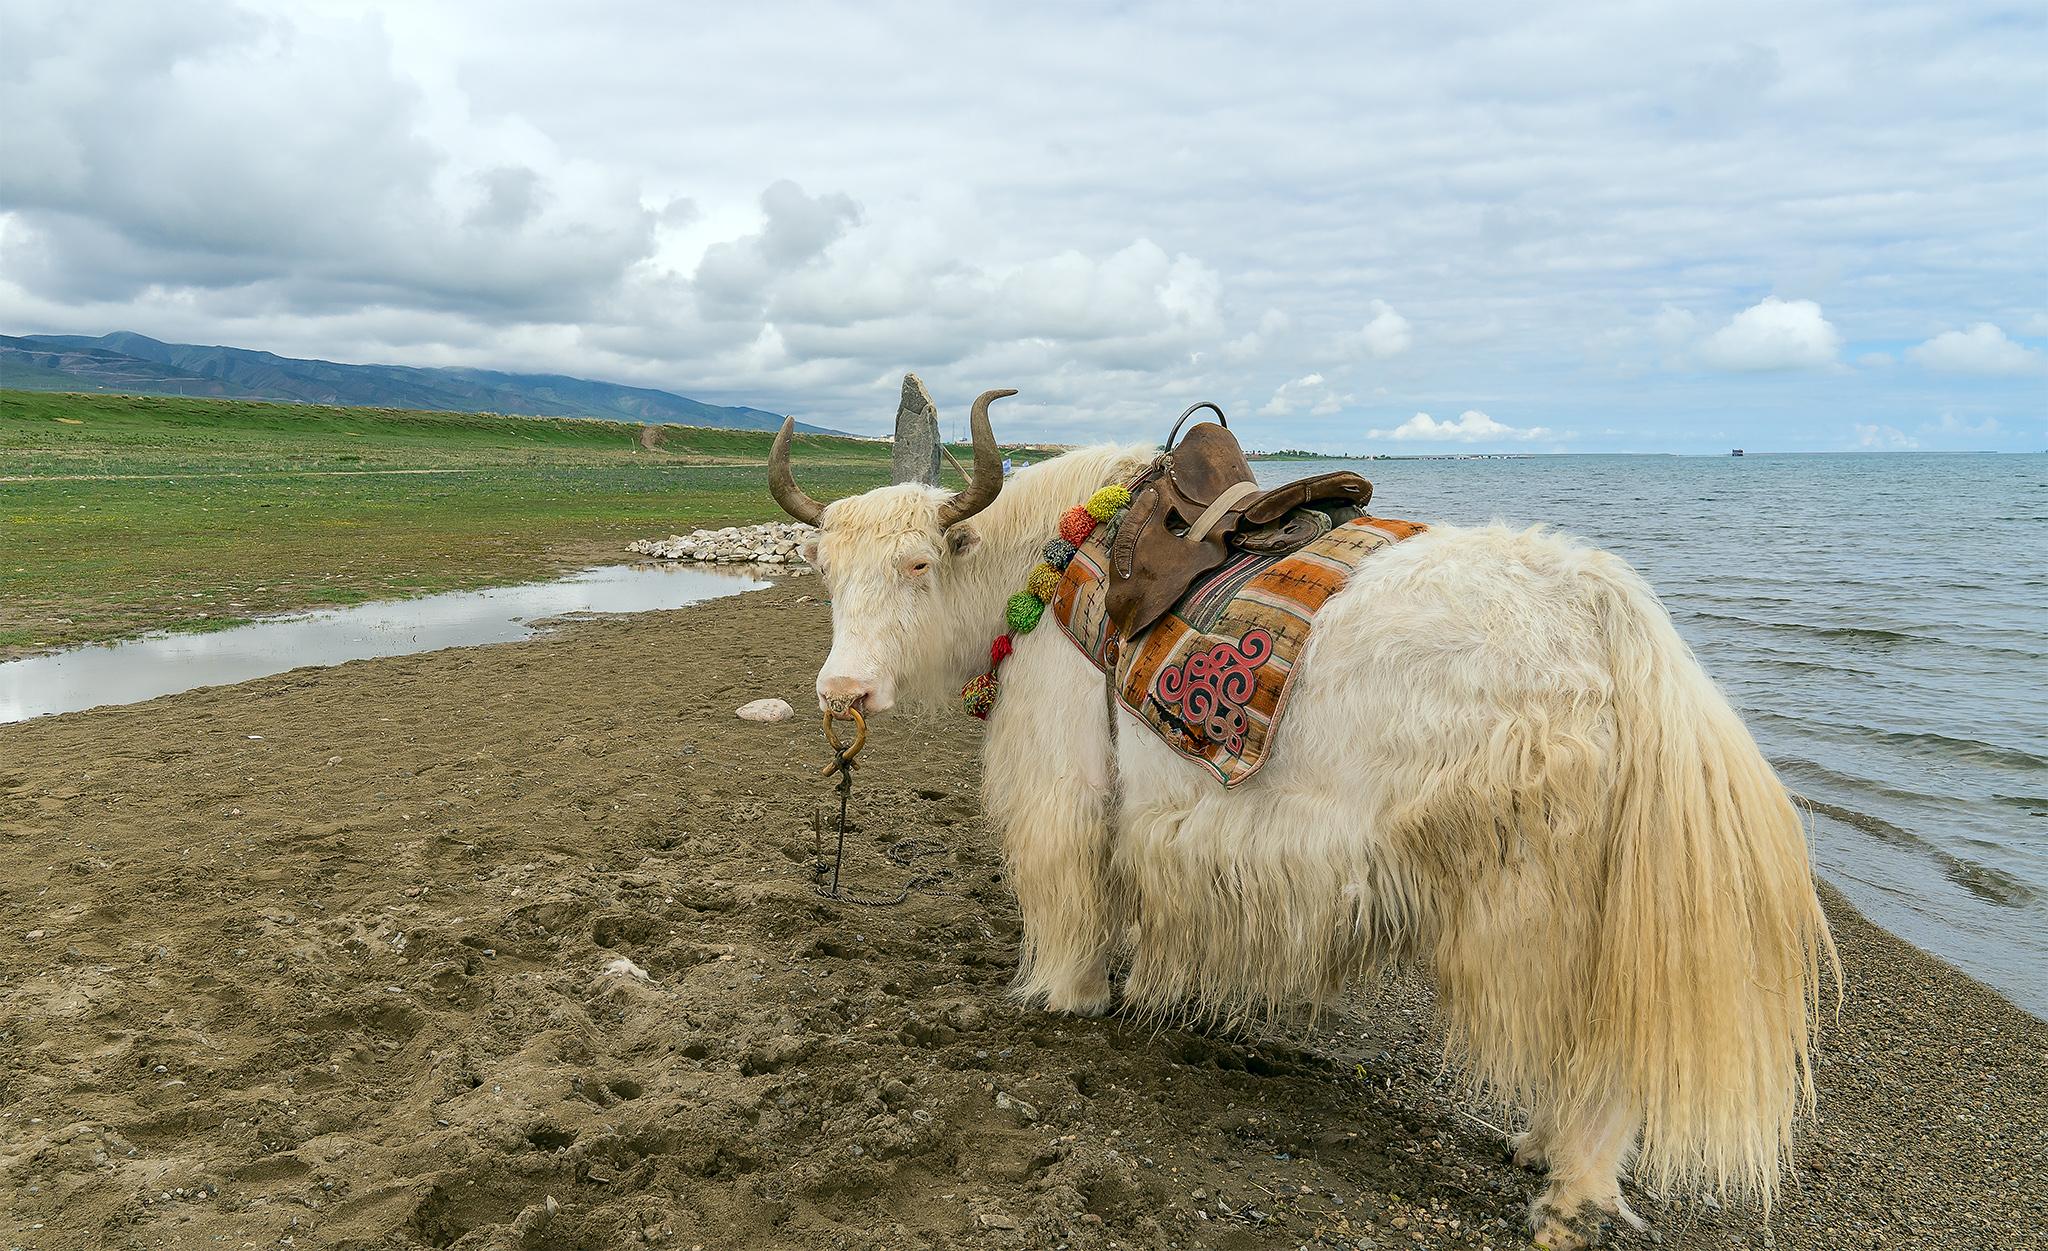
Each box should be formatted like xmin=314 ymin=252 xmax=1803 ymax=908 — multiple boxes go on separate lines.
xmin=1249 ymin=449 xmax=2032 ymax=460
xmin=1249 ymin=451 xmax=1545 ymax=461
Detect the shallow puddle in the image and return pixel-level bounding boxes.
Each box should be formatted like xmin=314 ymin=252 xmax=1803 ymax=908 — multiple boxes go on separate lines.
xmin=0 ymin=563 xmax=768 ymax=723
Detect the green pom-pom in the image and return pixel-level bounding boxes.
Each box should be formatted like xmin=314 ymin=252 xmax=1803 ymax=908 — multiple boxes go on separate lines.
xmin=1026 ymin=562 xmax=1061 ymax=602
xmin=1006 ymin=592 xmax=1045 ymax=634
xmin=961 ymin=672 xmax=999 ymax=719
xmin=1085 ymin=484 xmax=1132 ymax=520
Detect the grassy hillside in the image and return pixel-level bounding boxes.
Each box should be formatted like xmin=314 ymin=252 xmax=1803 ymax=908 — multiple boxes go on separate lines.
xmin=0 ymin=390 xmax=887 ymax=473
xmin=0 ymin=391 xmax=917 ymax=656
xmin=1 ymin=332 xmax=820 ymax=431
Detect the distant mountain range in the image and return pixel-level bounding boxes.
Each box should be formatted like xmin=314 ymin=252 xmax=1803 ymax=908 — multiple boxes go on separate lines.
xmin=0 ymin=331 xmax=834 ymax=433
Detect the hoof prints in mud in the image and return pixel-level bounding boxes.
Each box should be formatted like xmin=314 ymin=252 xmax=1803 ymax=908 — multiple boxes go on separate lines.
xmin=526 ymin=1125 xmax=578 ymax=1152
xmin=406 ymin=1120 xmax=776 ymax=1250
xmin=410 ymin=1173 xmax=556 ymax=1250
xmin=573 ymin=1075 xmax=644 ymax=1108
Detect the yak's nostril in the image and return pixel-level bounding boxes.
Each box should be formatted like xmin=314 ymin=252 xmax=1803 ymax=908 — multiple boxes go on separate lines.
xmin=818 ymin=675 xmax=870 ymax=712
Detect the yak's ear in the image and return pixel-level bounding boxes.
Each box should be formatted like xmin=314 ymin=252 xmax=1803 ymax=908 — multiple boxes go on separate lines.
xmin=946 ymin=524 xmax=981 ymax=557
xmin=799 ymin=536 xmax=820 ymax=566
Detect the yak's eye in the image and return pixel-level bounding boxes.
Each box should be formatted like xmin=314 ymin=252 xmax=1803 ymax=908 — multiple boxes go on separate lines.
xmin=906 ymin=559 xmax=932 ymax=577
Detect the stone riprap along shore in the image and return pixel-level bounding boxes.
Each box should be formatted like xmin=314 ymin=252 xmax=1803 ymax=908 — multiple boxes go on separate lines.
xmin=629 ymin=521 xmax=815 ymax=565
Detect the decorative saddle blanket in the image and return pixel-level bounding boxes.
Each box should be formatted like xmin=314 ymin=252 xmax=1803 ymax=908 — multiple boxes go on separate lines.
xmin=1051 ymin=512 xmax=1426 ymax=787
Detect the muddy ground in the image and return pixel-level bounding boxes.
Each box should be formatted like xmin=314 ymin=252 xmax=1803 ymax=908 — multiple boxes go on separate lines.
xmin=2 ymin=582 xmax=2041 ymax=1251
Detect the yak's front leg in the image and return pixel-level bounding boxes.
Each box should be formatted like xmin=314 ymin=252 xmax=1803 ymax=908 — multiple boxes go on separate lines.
xmin=982 ymin=632 xmax=1117 ymax=1015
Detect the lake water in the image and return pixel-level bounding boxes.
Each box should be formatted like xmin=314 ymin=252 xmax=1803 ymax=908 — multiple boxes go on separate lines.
xmin=1256 ymin=452 xmax=2048 ymax=1016
xmin=0 ymin=563 xmax=765 ymax=724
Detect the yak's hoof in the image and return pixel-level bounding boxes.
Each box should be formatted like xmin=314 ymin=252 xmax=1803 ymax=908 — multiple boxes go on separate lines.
xmin=1510 ymin=1129 xmax=1550 ymax=1171
xmin=1528 ymin=1190 xmax=1646 ymax=1250
xmin=1528 ymin=1199 xmax=1595 ymax=1251
xmin=1530 ymin=1213 xmax=1589 ymax=1251
xmin=1011 ymin=971 xmax=1112 ymax=1017
xmin=1043 ymin=982 xmax=1112 ymax=1017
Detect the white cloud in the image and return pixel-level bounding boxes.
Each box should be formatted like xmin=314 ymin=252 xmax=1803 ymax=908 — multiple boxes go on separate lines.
xmin=1260 ymin=372 xmax=1346 ymax=417
xmin=1906 ymin=323 xmax=2043 ymax=375
xmin=1367 ymin=410 xmax=1552 ymax=442
xmin=694 ymin=180 xmax=860 ymax=317
xmin=1921 ymin=411 xmax=2001 ymax=437
xmin=1221 ymin=308 xmax=1290 ymax=362
xmin=1855 ymin=423 xmax=1918 ymax=449
xmin=0 ymin=4 xmax=659 ymax=320
xmin=1697 ymin=297 xmax=1842 ymax=371
xmin=1352 ymin=300 xmax=1413 ymax=359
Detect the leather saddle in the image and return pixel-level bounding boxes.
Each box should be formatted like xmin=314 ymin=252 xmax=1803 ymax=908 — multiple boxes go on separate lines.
xmin=1105 ymin=404 xmax=1372 ymax=640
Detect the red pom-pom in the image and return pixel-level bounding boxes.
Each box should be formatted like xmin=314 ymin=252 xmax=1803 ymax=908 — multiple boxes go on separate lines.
xmin=1058 ymin=505 xmax=1096 ymax=547
xmin=989 ymin=634 xmax=1014 ymax=666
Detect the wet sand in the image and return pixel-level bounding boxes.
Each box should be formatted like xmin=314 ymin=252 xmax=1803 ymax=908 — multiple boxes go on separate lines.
xmin=2 ymin=582 xmax=2040 ymax=1250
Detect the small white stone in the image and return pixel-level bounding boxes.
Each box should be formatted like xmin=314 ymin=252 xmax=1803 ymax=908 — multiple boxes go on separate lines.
xmin=736 ymin=698 xmax=795 ymax=723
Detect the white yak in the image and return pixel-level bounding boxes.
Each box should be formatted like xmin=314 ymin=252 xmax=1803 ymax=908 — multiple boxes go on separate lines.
xmin=768 ymin=390 xmax=1838 ymax=1248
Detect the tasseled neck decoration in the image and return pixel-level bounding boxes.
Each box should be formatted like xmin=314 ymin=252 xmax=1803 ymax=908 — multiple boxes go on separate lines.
xmin=960 ymin=484 xmax=1131 ymax=719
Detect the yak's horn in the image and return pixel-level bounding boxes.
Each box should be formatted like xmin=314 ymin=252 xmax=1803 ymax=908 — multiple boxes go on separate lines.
xmin=936 ymin=388 xmax=1016 ymax=528
xmin=767 ymin=416 xmax=825 ymax=525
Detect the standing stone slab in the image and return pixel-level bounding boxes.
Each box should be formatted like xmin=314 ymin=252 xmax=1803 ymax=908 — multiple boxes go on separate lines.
xmin=891 ymin=373 xmax=942 ymax=486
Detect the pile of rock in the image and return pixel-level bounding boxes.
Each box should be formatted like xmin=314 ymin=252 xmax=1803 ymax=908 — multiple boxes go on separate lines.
xmin=628 ymin=521 xmax=815 ymax=566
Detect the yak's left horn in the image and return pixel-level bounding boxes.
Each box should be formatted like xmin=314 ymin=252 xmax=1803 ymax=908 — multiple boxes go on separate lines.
xmin=767 ymin=416 xmax=825 ymax=525
xmin=936 ymin=389 xmax=1016 ymax=528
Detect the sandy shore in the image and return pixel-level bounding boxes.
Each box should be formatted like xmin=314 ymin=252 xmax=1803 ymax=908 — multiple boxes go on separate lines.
xmin=2 ymin=582 xmax=2040 ymax=1250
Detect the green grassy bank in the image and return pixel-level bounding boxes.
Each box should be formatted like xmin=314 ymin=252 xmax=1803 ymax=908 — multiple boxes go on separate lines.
xmin=0 ymin=390 xmax=916 ymax=656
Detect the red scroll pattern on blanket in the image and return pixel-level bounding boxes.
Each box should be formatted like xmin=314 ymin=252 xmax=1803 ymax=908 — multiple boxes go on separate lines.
xmin=1152 ymin=628 xmax=1274 ymax=754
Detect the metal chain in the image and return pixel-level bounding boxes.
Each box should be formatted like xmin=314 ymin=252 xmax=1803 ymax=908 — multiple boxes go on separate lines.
xmin=811 ymin=707 xmax=952 ymax=906
xmin=811 ymin=826 xmax=954 ymax=907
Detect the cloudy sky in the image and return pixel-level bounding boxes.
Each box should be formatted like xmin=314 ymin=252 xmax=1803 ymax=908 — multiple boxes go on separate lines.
xmin=3 ymin=1 xmax=2044 ymax=452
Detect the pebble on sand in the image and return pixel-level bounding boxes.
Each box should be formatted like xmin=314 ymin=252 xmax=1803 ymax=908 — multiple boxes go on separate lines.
xmin=736 ymin=698 xmax=795 ymax=723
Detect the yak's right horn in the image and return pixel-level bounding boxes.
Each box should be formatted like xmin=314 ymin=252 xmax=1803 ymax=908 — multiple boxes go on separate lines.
xmin=766 ymin=416 xmax=826 ymax=525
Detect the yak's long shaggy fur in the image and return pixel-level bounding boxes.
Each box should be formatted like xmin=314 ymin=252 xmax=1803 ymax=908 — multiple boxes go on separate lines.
xmin=801 ymin=443 xmax=1839 ymax=1240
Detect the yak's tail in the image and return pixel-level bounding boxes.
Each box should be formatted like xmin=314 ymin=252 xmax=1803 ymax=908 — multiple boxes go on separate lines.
xmin=1583 ymin=554 xmax=1839 ymax=1204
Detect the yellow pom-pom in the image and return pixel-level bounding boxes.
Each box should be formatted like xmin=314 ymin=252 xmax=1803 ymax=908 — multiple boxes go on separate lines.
xmin=1026 ymin=562 xmax=1060 ymax=602
xmin=1085 ymin=484 xmax=1131 ymax=520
